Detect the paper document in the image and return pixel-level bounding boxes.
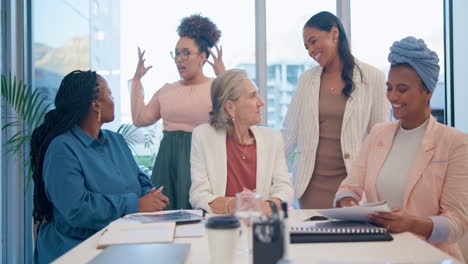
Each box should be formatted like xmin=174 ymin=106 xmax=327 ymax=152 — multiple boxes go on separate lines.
xmin=97 ymin=222 xmax=175 ymax=248
xmin=316 ymin=201 xmax=391 ymax=222
xmin=175 ymin=222 xmax=205 ymax=237
xmin=123 ymin=210 xmax=203 ymax=224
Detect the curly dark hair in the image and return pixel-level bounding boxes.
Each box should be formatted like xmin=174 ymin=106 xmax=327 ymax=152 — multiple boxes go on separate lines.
xmin=177 ymin=14 xmax=221 ymax=59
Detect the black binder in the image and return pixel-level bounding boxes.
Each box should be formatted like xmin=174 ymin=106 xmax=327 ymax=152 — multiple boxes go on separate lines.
xmin=290 ymin=220 xmax=393 ymax=243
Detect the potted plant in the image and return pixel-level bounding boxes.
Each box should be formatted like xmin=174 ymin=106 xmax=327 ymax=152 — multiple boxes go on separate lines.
xmin=1 ymin=73 xmax=51 ymax=187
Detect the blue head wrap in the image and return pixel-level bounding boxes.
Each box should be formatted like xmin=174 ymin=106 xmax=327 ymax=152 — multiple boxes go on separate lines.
xmin=388 ymin=36 xmax=440 ymax=93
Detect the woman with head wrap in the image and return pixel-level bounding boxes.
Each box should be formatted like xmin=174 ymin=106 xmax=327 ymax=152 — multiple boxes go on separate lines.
xmin=335 ymin=37 xmax=468 ymax=261
xmin=131 ymin=14 xmax=225 ymax=209
xmin=32 ymin=71 xmax=168 ymax=263
xmin=282 ymin=11 xmax=389 ymax=209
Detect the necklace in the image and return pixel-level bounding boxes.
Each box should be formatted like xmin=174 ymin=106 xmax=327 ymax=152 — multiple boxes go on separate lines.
xmin=329 ymin=87 xmax=341 ymax=94
xmin=241 ymin=144 xmax=248 ymax=160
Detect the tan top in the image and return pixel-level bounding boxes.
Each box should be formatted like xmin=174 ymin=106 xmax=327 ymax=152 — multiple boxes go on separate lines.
xmin=225 ymin=136 xmax=257 ymax=197
xmin=131 ymin=79 xmax=213 ymax=132
xmin=300 ymin=85 xmax=347 ymax=209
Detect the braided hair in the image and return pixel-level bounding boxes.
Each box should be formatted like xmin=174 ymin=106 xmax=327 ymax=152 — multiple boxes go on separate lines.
xmin=30 ymin=70 xmax=99 ymax=224
xmin=305 ymin=11 xmax=362 ymax=98
xmin=177 ymin=14 xmax=221 ymax=59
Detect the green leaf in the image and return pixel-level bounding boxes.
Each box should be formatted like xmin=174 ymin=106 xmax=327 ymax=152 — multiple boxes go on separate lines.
xmin=1 ymin=73 xmax=53 ymax=191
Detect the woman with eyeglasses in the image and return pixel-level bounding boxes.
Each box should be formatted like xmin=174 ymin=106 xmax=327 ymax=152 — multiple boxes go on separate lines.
xmin=131 ymin=14 xmax=224 ymax=210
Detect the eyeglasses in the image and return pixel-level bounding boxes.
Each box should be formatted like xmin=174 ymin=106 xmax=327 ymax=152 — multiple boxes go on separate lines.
xmin=170 ymin=50 xmax=201 ymax=60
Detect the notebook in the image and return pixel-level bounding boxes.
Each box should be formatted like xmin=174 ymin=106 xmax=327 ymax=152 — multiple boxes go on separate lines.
xmin=290 ymin=220 xmax=393 ymax=243
xmin=123 ymin=210 xmax=203 ymax=224
xmin=90 ymin=243 xmax=191 ymax=264
xmin=97 ymin=222 xmax=175 ymax=249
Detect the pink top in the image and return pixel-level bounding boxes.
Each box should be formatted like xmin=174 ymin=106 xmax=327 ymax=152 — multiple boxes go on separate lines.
xmin=225 ymin=136 xmax=257 ymax=197
xmin=131 ymin=79 xmax=213 ymax=132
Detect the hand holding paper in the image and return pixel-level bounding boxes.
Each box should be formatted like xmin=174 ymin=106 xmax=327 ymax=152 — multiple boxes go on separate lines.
xmin=317 ymin=201 xmax=391 ymax=222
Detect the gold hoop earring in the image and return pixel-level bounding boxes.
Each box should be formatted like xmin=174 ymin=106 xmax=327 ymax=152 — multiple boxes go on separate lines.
xmin=98 ymin=109 xmax=102 ymax=122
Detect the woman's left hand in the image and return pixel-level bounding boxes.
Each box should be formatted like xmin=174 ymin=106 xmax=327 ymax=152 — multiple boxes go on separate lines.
xmin=262 ymin=201 xmax=272 ymax=216
xmin=368 ymin=207 xmax=415 ymax=233
xmin=205 ymin=44 xmax=225 ymax=76
xmin=262 ymin=198 xmax=282 ymax=217
xmin=369 ymin=207 xmax=434 ymax=239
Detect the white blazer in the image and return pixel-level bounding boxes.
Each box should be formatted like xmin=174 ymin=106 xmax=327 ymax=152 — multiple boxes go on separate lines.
xmin=282 ymin=60 xmax=390 ymax=199
xmin=189 ymin=124 xmax=294 ymax=212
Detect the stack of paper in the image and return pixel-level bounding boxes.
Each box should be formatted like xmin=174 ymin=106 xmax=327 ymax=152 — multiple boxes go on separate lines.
xmin=97 ymin=222 xmax=175 ymax=249
xmin=316 ymin=201 xmax=391 ymax=221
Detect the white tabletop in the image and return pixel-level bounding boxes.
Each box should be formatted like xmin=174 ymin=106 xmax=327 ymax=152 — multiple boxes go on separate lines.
xmin=53 ymin=210 xmax=457 ymax=264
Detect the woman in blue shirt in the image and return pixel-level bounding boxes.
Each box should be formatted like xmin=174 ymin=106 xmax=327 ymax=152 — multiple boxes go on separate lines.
xmin=31 ymin=70 xmax=169 ymax=264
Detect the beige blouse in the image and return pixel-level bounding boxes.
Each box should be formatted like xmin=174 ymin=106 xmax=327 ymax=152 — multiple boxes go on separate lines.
xmin=131 ymin=79 xmax=213 ymax=132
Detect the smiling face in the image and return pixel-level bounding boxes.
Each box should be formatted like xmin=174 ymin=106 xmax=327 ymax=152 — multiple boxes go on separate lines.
xmin=303 ymin=26 xmax=339 ymax=67
xmin=226 ymin=79 xmax=265 ymax=127
xmin=174 ymin=37 xmax=206 ymax=81
xmin=386 ymin=65 xmax=432 ymax=127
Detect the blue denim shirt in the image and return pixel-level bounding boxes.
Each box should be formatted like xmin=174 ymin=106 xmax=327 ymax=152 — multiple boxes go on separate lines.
xmin=35 ymin=125 xmax=153 ymax=264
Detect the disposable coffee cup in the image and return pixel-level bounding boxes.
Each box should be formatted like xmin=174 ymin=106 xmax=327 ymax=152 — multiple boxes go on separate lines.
xmin=205 ymin=216 xmax=240 ymax=264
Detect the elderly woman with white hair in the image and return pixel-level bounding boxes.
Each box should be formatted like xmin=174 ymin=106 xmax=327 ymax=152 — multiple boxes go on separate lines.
xmin=189 ymin=69 xmax=293 ymax=215
xmin=335 ymin=37 xmax=468 ymax=261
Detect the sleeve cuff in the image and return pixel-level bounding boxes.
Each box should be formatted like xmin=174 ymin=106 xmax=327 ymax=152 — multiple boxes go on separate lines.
xmin=427 ymin=216 xmax=450 ymax=243
xmin=334 ymin=191 xmax=360 ymax=208
xmin=123 ymin=193 xmax=139 ymax=215
xmin=141 ymin=185 xmax=153 ymax=196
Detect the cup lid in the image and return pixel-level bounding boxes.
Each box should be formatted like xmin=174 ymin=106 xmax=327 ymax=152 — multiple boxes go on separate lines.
xmin=205 ymin=216 xmax=240 ymax=229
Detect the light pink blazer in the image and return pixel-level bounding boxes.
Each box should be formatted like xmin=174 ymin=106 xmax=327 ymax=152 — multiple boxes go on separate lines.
xmin=337 ymin=116 xmax=468 ymax=261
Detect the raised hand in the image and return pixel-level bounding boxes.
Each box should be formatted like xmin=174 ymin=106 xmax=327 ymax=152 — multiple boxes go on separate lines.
xmin=133 ymin=47 xmax=153 ymax=80
xmin=205 ymin=44 xmax=225 ymax=76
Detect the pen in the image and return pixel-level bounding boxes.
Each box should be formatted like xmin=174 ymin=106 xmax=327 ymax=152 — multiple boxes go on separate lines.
xmin=100 ymin=228 xmax=108 ymax=237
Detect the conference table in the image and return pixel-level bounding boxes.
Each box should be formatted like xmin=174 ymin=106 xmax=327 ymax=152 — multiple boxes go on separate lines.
xmin=53 ymin=210 xmax=459 ymax=264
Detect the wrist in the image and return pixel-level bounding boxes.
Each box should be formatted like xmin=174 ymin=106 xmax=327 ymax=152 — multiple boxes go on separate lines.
xmin=413 ymin=216 xmax=434 ymax=239
xmin=225 ymin=197 xmax=234 ymax=214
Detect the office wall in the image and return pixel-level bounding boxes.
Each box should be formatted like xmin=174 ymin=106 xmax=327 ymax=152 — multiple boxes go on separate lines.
xmin=0 ymin=0 xmax=3 ymax=261
xmin=453 ymin=0 xmax=468 ymax=132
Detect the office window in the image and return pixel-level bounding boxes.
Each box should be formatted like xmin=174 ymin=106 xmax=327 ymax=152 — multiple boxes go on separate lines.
xmin=351 ymin=0 xmax=445 ymax=123
xmin=33 ymin=0 xmax=255 ymax=173
xmin=33 ymin=0 xmax=90 ymax=102
xmin=120 ymin=0 xmax=255 ymax=170
xmin=265 ymin=2 xmax=336 ymax=129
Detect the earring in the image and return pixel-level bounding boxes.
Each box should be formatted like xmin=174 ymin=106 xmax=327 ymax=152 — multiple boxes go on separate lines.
xmin=98 ymin=109 xmax=102 ymax=122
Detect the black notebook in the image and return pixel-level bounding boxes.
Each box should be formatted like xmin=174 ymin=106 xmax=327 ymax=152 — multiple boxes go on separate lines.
xmin=290 ymin=220 xmax=393 ymax=243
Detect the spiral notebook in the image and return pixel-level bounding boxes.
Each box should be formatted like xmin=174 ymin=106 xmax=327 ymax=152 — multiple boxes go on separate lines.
xmin=290 ymin=220 xmax=393 ymax=243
